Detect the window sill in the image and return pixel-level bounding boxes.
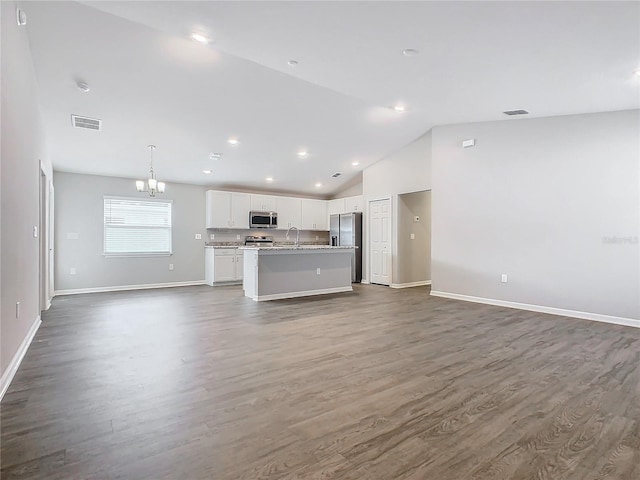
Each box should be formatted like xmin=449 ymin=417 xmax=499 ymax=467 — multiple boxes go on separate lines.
xmin=103 ymin=253 xmax=173 ymax=258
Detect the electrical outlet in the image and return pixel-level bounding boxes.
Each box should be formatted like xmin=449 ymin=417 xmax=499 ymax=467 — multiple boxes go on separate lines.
xmin=195 ymin=233 xmax=202 ymax=240
xmin=70 ymin=267 xmax=76 ymax=275
xmin=410 ymin=233 xmax=415 ymax=240
xmin=16 ymin=302 xmax=20 ymax=318
xmin=236 ymin=234 xmax=241 ymax=240
xmin=169 ymin=264 xmax=174 ymax=271
xmin=210 ymin=233 xmax=215 ymax=240
xmin=315 ymin=236 xmax=318 ymax=240
xmin=501 ymin=274 xmax=508 ymax=283
xmin=316 ymin=268 xmax=321 ymax=275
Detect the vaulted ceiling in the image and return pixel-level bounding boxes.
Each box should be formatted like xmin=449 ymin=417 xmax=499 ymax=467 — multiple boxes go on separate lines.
xmin=24 ymin=1 xmax=640 ymax=196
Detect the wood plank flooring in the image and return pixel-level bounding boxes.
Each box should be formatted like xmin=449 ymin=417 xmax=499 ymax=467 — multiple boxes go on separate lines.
xmin=1 ymin=284 xmax=638 ymax=479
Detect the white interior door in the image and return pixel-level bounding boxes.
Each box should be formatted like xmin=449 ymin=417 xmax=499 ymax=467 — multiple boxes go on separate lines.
xmin=370 ymin=198 xmax=391 ymax=285
xmin=48 ymin=184 xmax=55 ymax=302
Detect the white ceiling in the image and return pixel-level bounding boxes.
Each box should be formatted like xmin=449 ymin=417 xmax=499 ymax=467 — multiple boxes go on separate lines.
xmin=24 ymin=1 xmax=640 ymax=197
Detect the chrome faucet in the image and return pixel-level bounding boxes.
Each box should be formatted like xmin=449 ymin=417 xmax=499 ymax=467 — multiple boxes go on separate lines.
xmin=286 ymin=226 xmax=301 ymax=246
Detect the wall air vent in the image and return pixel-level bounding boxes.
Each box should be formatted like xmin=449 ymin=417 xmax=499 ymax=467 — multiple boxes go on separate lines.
xmin=331 ymin=172 xmax=342 ymax=178
xmin=503 ymin=109 xmax=529 ymax=116
xmin=71 ymin=114 xmax=102 ymax=130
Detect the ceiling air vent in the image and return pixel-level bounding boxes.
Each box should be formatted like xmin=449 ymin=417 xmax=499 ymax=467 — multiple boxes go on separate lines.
xmin=503 ymin=109 xmax=529 ymax=116
xmin=71 ymin=114 xmax=102 ymax=130
xmin=331 ymin=172 xmax=342 ymax=178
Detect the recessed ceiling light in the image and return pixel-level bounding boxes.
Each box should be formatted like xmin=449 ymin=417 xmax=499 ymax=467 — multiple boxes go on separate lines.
xmin=288 ymin=60 xmax=299 ymax=66
xmin=209 ymin=152 xmax=222 ymax=160
xmin=351 ymin=161 xmax=360 ymax=166
xmin=227 ymin=138 xmax=240 ymax=146
xmin=202 ymin=169 xmax=212 ymax=175
xmin=315 ymin=182 xmax=322 ymax=188
xmin=634 ymin=68 xmax=640 ymax=77
xmin=402 ymin=49 xmax=419 ymax=57
xmin=265 ymin=177 xmax=274 ymax=183
xmin=191 ymin=33 xmax=209 ymax=44
xmin=297 ymin=150 xmax=309 ymax=158
xmin=392 ymin=105 xmax=407 ymax=113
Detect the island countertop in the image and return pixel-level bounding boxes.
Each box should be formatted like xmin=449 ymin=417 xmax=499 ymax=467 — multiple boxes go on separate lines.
xmin=242 ymin=246 xmax=355 ymax=300
xmin=239 ymin=245 xmax=355 ymax=251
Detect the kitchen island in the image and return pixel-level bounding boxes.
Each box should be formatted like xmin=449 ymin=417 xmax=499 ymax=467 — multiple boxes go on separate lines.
xmin=240 ymin=246 xmax=356 ymax=301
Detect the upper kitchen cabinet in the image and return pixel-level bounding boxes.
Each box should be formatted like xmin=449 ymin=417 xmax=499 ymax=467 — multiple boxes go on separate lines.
xmin=328 ymin=198 xmax=344 ymax=217
xmin=250 ymin=194 xmax=277 ymax=212
xmin=278 ymin=196 xmax=302 ymax=229
xmin=344 ymin=195 xmax=364 ymax=213
xmin=301 ymin=199 xmax=328 ymax=230
xmin=206 ymin=190 xmax=251 ymax=228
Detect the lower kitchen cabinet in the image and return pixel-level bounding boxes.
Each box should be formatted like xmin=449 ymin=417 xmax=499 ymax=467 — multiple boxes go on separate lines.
xmin=205 ymin=248 xmax=243 ymax=285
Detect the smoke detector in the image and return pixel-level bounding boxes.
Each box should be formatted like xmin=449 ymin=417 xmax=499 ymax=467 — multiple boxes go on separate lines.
xmin=71 ymin=114 xmax=102 ymax=131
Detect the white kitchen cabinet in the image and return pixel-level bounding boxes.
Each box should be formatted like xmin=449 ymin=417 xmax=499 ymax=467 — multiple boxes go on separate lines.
xmin=277 ymin=196 xmax=302 ymax=229
xmin=250 ymin=194 xmax=277 ymax=212
xmin=230 ymin=194 xmax=251 ymax=228
xmin=205 ymin=248 xmax=243 ymax=285
xmin=328 ymin=198 xmax=344 ymax=217
xmin=301 ymin=199 xmax=328 ymax=230
xmin=326 ymin=195 xmax=364 ymax=225
xmin=344 ymin=195 xmax=363 ymax=212
xmin=206 ymin=190 xmax=250 ymax=228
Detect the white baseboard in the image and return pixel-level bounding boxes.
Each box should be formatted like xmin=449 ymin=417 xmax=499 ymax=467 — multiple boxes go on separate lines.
xmin=361 ymin=280 xmax=370 ymax=284
xmin=390 ymin=280 xmax=432 ymax=289
xmin=430 ymin=290 xmax=640 ymax=329
xmin=54 ymin=280 xmax=206 ymax=296
xmin=251 ymin=286 xmax=353 ymax=302
xmin=1 ymin=316 xmax=41 ymax=401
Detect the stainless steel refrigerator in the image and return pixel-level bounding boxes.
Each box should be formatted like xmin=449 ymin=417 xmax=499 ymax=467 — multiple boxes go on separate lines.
xmin=330 ymin=212 xmax=362 ymax=283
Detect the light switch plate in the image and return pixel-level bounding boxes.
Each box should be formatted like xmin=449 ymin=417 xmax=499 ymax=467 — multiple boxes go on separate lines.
xmin=67 ymin=232 xmax=79 ymax=240
xmin=70 ymin=267 xmax=76 ymax=275
xmin=195 ymin=234 xmax=202 ymax=240
xmin=410 ymin=233 xmax=415 ymax=240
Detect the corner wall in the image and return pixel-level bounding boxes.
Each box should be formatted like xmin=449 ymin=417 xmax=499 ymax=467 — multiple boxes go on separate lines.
xmin=1 ymin=1 xmax=52 ymax=383
xmin=54 ymin=172 xmax=207 ymax=292
xmin=431 ymin=110 xmax=640 ymax=321
xmin=362 ymin=130 xmax=433 ymax=283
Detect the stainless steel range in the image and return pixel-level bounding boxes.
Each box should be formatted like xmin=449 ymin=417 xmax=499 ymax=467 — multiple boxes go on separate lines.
xmin=244 ymin=235 xmax=274 ymax=247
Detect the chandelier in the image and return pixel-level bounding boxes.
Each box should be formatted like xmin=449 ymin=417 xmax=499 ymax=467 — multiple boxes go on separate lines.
xmin=136 ymin=145 xmax=165 ymax=197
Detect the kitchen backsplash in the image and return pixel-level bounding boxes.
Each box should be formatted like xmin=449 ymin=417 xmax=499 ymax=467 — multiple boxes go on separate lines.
xmin=206 ymin=228 xmax=329 ymax=245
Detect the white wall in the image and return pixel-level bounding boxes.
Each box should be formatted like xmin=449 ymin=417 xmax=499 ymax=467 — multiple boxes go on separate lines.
xmin=431 ymin=110 xmax=640 ymax=321
xmin=54 ymin=172 xmax=207 ymax=292
xmin=362 ymin=130 xmax=432 ymax=282
xmin=1 ymin=1 xmax=53 ymax=380
xmin=363 ymin=130 xmax=432 ymax=199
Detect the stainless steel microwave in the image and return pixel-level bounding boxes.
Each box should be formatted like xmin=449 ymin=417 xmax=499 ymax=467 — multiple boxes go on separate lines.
xmin=249 ymin=211 xmax=278 ymax=229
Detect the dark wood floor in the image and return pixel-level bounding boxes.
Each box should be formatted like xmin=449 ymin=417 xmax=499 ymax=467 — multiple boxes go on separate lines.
xmin=1 ymin=284 xmax=638 ymax=479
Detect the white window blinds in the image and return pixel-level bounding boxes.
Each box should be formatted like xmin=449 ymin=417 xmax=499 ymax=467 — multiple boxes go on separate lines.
xmin=104 ymin=196 xmax=172 ymax=255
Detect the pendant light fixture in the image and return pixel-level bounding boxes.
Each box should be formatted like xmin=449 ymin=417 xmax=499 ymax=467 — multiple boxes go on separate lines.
xmin=136 ymin=145 xmax=166 ymax=197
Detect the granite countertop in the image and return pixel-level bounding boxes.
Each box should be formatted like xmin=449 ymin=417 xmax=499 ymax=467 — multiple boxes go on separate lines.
xmin=205 ymin=243 xmax=241 ymax=248
xmin=239 ymin=245 xmax=356 ymax=251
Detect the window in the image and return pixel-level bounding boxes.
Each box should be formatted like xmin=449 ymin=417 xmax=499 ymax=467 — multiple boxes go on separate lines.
xmin=103 ymin=196 xmax=172 ymax=255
